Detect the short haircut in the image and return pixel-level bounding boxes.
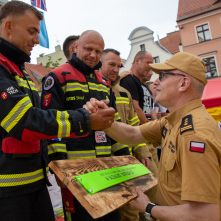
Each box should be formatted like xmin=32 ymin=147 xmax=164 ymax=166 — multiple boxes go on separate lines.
xmin=132 ymin=51 xmax=151 ymax=64
xmin=101 ymin=48 xmax=120 ymax=61
xmin=0 ymin=1 xmax=43 ymax=24
xmin=179 ymin=71 xmax=205 ymax=96
xmin=63 ymin=35 xmax=80 ymax=58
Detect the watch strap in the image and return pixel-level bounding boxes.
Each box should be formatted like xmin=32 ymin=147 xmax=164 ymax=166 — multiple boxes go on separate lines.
xmin=145 ymin=202 xmax=156 ymax=218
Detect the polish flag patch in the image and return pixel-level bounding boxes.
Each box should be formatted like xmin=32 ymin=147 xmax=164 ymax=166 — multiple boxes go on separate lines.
xmin=190 ymin=141 xmax=205 ymax=153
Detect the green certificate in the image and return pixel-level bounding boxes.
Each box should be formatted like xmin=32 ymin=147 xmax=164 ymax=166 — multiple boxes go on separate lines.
xmin=75 ymin=164 xmax=151 ymax=194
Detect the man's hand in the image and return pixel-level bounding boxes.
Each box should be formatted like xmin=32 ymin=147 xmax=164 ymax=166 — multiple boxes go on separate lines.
xmin=141 ymin=157 xmax=151 ymax=169
xmin=83 ymin=98 xmax=109 ymax=114
xmin=129 ymin=187 xmax=150 ymax=212
xmin=84 ymin=98 xmax=115 ymax=130
xmin=90 ymin=107 xmax=115 ymax=130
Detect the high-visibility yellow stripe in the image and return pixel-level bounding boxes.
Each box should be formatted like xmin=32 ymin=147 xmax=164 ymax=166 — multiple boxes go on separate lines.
xmin=116 ymin=97 xmax=130 ymax=104
xmin=133 ymin=143 xmax=146 ymax=152
xmin=0 ymin=168 xmax=45 ymax=187
xmin=114 ymin=112 xmax=121 ymax=121
xmin=64 ymin=111 xmax=71 ymax=137
xmin=14 ymin=76 xmax=38 ymax=92
xmin=112 ymin=143 xmax=128 ymax=153
xmin=129 ymin=116 xmax=140 ymax=126
xmin=88 ymin=82 xmax=110 ymax=94
xmin=67 ymin=150 xmax=96 ymax=159
xmin=1 ymin=97 xmax=32 ymax=132
xmin=96 ymin=146 xmax=111 ymax=155
xmin=62 ymin=83 xmax=89 ymax=93
xmin=48 ymin=143 xmax=67 ymax=155
xmin=57 ymin=111 xmax=63 ymax=137
xmin=56 ymin=111 xmax=71 ymax=137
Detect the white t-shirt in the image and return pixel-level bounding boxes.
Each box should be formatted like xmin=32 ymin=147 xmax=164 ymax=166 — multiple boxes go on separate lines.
xmin=153 ymin=102 xmax=167 ymax=113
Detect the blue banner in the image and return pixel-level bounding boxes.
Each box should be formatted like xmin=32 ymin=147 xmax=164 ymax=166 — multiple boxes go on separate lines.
xmin=39 ymin=11 xmax=49 ymax=48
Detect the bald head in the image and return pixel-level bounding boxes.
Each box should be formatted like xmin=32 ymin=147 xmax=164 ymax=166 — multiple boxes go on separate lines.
xmin=76 ymin=30 xmax=104 ymax=68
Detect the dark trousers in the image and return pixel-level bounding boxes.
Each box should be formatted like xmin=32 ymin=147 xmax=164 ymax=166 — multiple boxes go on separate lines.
xmin=65 ymin=195 xmax=121 ymax=221
xmin=0 ymin=185 xmax=54 ymax=221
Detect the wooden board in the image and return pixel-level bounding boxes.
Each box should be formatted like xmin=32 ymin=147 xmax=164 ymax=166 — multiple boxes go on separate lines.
xmin=49 ymin=155 xmax=157 ymax=219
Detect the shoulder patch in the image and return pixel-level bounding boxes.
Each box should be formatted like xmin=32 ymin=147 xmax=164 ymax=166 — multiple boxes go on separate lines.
xmin=190 ymin=141 xmax=205 ymax=153
xmin=119 ymin=92 xmax=128 ymax=98
xmin=162 ymin=126 xmax=168 ymax=139
xmin=44 ymin=76 xmax=54 ymax=91
xmin=180 ymin=115 xmax=194 ymax=135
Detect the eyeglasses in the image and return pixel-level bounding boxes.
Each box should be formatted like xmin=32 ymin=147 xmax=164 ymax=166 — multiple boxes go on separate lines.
xmin=159 ymin=71 xmax=186 ymax=81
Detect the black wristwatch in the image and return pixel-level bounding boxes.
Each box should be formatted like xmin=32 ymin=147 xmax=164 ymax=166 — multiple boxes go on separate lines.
xmin=144 ymin=202 xmax=156 ymax=221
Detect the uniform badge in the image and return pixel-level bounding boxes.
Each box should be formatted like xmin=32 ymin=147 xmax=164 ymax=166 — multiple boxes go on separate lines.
xmin=190 ymin=141 xmax=205 ymax=153
xmin=180 ymin=115 xmax=194 ymax=134
xmin=43 ymin=94 xmax=51 ymax=107
xmin=95 ymin=131 xmax=107 ymax=143
xmin=162 ymin=126 xmax=168 ymax=139
xmin=1 ymin=92 xmax=7 ymax=100
xmin=44 ymin=76 xmax=54 ymax=91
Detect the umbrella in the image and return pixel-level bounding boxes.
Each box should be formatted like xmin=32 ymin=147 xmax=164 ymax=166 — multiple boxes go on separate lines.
xmin=201 ymin=78 xmax=221 ymax=123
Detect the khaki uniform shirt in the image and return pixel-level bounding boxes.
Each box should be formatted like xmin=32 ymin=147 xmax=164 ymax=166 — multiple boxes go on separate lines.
xmin=112 ymin=82 xmax=152 ymax=160
xmin=140 ymin=99 xmax=221 ymax=209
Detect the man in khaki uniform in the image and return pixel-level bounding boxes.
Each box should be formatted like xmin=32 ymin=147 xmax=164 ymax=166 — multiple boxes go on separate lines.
xmin=99 ymin=48 xmax=156 ymax=220
xmin=85 ymin=52 xmax=221 ymax=220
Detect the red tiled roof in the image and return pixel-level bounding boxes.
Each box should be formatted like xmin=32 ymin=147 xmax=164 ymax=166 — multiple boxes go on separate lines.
xmin=155 ymin=31 xmax=181 ymax=54
xmin=177 ymin=0 xmax=221 ymax=21
xmin=25 ymin=63 xmax=52 ymax=90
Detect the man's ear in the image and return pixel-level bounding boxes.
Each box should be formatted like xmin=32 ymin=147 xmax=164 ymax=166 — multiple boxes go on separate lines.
xmin=4 ymin=20 xmax=13 ymax=34
xmin=135 ymin=57 xmax=140 ymax=65
xmin=179 ymin=77 xmax=191 ymax=92
xmin=74 ymin=41 xmax=78 ymax=53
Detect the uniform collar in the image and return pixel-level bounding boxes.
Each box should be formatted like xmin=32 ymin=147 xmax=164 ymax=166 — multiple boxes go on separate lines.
xmin=165 ymin=99 xmax=203 ymax=127
xmin=69 ymin=53 xmax=102 ymax=75
xmin=111 ymin=75 xmax=121 ymax=87
xmin=0 ymin=37 xmax=30 ymax=67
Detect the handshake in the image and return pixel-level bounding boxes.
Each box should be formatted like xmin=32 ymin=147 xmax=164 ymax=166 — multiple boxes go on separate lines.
xmin=83 ymin=98 xmax=115 ymax=131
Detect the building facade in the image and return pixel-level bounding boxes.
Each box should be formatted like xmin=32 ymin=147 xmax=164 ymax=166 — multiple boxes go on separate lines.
xmin=177 ymin=0 xmax=221 ymax=79
xmin=121 ymin=26 xmax=181 ymax=81
xmin=37 ymin=45 xmax=66 ymax=67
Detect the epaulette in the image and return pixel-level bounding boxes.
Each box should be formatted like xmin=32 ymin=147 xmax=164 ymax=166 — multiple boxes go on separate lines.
xmin=180 ymin=115 xmax=194 ymax=134
xmin=162 ymin=126 xmax=168 ymax=139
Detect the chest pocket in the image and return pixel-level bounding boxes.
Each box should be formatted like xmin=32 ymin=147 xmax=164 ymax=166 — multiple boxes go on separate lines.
xmin=162 ymin=151 xmax=176 ymax=189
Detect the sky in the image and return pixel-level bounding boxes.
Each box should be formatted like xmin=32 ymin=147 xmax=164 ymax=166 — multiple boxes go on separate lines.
xmin=20 ymin=0 xmax=180 ymax=64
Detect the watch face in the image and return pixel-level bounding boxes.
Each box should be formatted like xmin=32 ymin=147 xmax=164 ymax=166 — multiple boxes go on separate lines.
xmin=144 ymin=212 xmax=154 ymax=221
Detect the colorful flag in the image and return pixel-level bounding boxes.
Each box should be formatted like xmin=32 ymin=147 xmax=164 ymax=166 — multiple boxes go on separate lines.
xmin=38 ymin=11 xmax=49 ymax=48
xmin=31 ymin=0 xmax=47 ymax=11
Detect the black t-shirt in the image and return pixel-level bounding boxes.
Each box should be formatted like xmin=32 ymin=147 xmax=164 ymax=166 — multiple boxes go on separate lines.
xmin=120 ymin=75 xmax=153 ymax=120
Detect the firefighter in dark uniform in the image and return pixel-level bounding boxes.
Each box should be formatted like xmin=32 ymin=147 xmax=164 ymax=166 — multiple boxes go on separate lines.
xmin=41 ymin=30 xmax=130 ymax=221
xmin=0 ymin=2 xmax=114 ymax=221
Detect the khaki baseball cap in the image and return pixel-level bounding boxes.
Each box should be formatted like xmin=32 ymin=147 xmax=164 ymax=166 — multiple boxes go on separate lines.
xmin=149 ymin=52 xmax=207 ymax=84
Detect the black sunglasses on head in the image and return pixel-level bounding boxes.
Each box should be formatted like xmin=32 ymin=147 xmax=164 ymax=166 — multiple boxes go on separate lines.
xmin=159 ymin=71 xmax=186 ymax=81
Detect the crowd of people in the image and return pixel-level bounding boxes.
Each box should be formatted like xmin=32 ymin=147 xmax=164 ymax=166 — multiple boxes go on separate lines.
xmin=0 ymin=1 xmax=220 ymax=221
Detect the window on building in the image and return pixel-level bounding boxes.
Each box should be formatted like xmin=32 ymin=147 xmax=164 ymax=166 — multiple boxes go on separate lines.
xmin=203 ymin=57 xmax=217 ymax=78
xmin=140 ymin=44 xmax=146 ymax=51
xmin=153 ymin=56 xmax=160 ymax=63
xmin=196 ymin=24 xmax=211 ymax=42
